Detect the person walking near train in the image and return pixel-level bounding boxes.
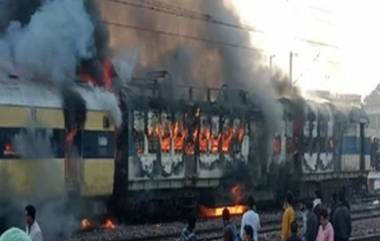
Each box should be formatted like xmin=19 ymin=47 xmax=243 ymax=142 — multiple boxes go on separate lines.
xmin=330 ymin=193 xmax=338 ymax=221
xmin=222 ymin=208 xmax=239 ymax=241
xmin=180 ymin=216 xmax=198 ymax=241
xmin=331 ymin=191 xmax=351 ymax=241
xmin=313 ymin=190 xmax=323 ymax=210
xmin=242 ymin=225 xmax=254 ymax=241
xmin=25 ymin=205 xmax=43 ymax=241
xmin=281 ymin=192 xmax=295 ymax=241
xmin=287 ymin=221 xmax=302 ymax=241
xmin=304 ymin=201 xmax=318 ymax=241
xmin=316 ymin=208 xmax=334 ymax=241
xmin=240 ymin=196 xmax=260 ymax=241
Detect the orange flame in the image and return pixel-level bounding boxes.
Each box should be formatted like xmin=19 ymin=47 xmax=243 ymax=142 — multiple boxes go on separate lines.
xmin=200 ymin=205 xmax=247 ymax=218
xmin=236 ymin=127 xmax=245 ymax=144
xmin=230 ymin=184 xmax=244 ymax=203
xmin=80 ymin=218 xmax=92 ymax=231
xmin=173 ymin=121 xmax=186 ymax=152
xmin=211 ymin=135 xmax=220 ymax=153
xmin=102 ymin=60 xmax=113 ymax=91
xmin=185 ymin=128 xmax=199 ymax=155
xmin=3 ymin=142 xmax=17 ymax=156
xmin=161 ymin=132 xmax=171 ymax=153
xmin=101 ymin=219 xmax=116 ymax=230
xmin=222 ymin=128 xmax=233 ymax=153
xmin=199 ymin=127 xmax=211 ymax=153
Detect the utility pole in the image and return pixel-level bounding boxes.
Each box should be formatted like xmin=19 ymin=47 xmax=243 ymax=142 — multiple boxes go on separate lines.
xmin=269 ymin=54 xmax=276 ymax=78
xmin=289 ymin=51 xmax=298 ymax=85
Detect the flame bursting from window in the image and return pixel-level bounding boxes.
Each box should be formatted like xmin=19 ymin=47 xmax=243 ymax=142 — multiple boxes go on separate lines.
xmin=222 ymin=128 xmax=234 ymax=153
xmin=79 ymin=59 xmax=114 ymax=91
xmin=3 ymin=142 xmax=17 ymax=157
xmin=200 ymin=205 xmax=247 ymax=218
xmin=145 ymin=116 xmax=246 ymax=155
xmin=184 ymin=128 xmax=198 ymax=155
xmin=147 ymin=120 xmax=197 ymax=155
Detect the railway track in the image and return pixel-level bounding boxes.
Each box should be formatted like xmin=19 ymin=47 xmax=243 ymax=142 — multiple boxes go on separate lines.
xmin=119 ymin=206 xmax=380 ymax=241
xmin=200 ymin=234 xmax=380 ymax=241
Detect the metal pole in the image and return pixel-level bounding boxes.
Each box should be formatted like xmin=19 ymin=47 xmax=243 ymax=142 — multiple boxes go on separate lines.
xmin=289 ymin=51 xmax=293 ymax=85
xmin=269 ymin=54 xmax=275 ymax=82
xmin=269 ymin=55 xmax=275 ymax=76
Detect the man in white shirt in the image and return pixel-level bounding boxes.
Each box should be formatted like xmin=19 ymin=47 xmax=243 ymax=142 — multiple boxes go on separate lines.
xmin=25 ymin=205 xmax=43 ymax=241
xmin=240 ymin=196 xmax=261 ymax=241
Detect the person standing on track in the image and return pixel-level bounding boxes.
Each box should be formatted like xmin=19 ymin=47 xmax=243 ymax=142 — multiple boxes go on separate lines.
xmin=242 ymin=225 xmax=254 ymax=241
xmin=240 ymin=196 xmax=260 ymax=241
xmin=25 ymin=205 xmax=43 ymax=241
xmin=287 ymin=221 xmax=302 ymax=241
xmin=331 ymin=191 xmax=351 ymax=241
xmin=313 ymin=189 xmax=323 ymax=212
xmin=330 ymin=193 xmax=338 ymax=221
xmin=304 ymin=201 xmax=318 ymax=241
xmin=222 ymin=208 xmax=239 ymax=241
xmin=316 ymin=208 xmax=334 ymax=241
xmin=180 ymin=216 xmax=198 ymax=241
xmin=281 ymin=192 xmax=296 ymax=241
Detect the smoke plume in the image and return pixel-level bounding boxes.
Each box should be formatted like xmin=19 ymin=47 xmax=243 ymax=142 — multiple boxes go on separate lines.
xmin=0 ymin=0 xmax=42 ymax=33
xmin=102 ymin=0 xmax=295 ymax=178
xmin=4 ymin=0 xmax=95 ymax=84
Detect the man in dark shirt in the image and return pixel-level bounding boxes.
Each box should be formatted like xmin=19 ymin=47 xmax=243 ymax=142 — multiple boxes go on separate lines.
xmin=287 ymin=221 xmax=302 ymax=241
xmin=223 ymin=208 xmax=238 ymax=241
xmin=180 ymin=216 xmax=198 ymax=241
xmin=332 ymin=192 xmax=352 ymax=241
xmin=304 ymin=201 xmax=318 ymax=241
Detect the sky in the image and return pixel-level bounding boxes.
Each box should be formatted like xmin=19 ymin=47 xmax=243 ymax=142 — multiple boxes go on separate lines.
xmin=229 ymin=0 xmax=380 ymax=98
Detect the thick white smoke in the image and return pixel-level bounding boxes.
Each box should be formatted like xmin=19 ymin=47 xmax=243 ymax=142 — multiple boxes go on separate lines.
xmin=2 ymin=0 xmax=95 ymax=84
xmin=112 ymin=49 xmax=139 ymax=85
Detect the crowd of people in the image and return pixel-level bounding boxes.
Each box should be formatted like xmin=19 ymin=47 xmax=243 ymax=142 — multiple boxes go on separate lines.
xmin=0 ymin=188 xmax=352 ymax=241
xmin=180 ymin=187 xmax=352 ymax=241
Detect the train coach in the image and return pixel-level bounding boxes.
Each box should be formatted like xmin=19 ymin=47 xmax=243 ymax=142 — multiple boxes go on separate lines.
xmin=269 ymin=98 xmax=370 ymax=200
xmin=115 ymin=80 xmax=371 ymax=216
xmin=0 ymin=73 xmax=116 ymax=203
xmin=0 ymin=71 xmax=371 ymax=222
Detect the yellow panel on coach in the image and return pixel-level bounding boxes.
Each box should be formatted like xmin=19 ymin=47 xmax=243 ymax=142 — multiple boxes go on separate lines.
xmin=80 ymin=159 xmax=114 ymax=196
xmin=0 ymin=106 xmax=29 ymax=127
xmin=85 ymin=111 xmax=113 ymax=131
xmin=36 ymin=108 xmax=64 ymax=128
xmin=0 ymin=159 xmax=65 ymax=199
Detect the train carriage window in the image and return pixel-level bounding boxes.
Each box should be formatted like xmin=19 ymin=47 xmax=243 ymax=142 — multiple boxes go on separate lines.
xmin=50 ymin=129 xmax=64 ymax=158
xmin=0 ymin=128 xmax=65 ymax=159
xmin=83 ymin=131 xmax=114 ymax=158
xmin=0 ymin=128 xmax=20 ymax=159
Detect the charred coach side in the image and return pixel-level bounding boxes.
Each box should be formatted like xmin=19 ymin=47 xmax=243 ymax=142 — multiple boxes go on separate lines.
xmin=122 ymin=82 xmax=258 ymax=216
xmin=274 ymin=99 xmax=370 ymax=199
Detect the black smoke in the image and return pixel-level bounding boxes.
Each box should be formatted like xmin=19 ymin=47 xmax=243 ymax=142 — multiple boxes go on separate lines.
xmin=62 ymin=87 xmax=87 ymax=130
xmin=0 ymin=0 xmax=43 ymax=33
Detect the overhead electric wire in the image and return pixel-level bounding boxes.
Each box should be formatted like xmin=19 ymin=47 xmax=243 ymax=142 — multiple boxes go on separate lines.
xmin=102 ymin=0 xmax=264 ymax=34
xmin=104 ymin=20 xmax=262 ymax=52
xmin=102 ymin=0 xmax=338 ymax=49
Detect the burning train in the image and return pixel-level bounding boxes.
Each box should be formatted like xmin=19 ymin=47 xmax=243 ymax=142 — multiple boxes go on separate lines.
xmin=0 ymin=73 xmax=116 ymax=201
xmin=117 ymin=79 xmax=371 ymax=217
xmin=0 ymin=66 xmax=371 ymax=223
